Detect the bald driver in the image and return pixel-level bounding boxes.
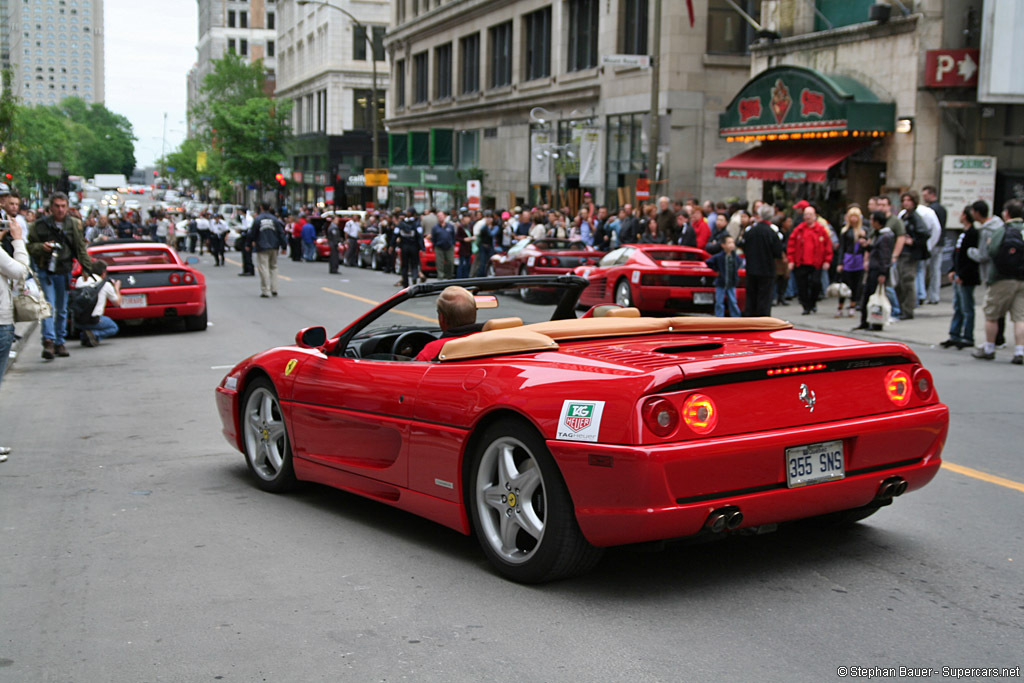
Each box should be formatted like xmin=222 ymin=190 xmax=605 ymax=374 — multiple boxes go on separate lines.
xmin=415 ymin=285 xmax=480 ymax=361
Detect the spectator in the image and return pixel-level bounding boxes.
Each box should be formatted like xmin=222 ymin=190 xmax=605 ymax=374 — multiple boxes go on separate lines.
xmin=456 ymin=212 xmax=473 ymax=278
xmin=619 ymin=203 xmax=640 ymax=244
xmin=942 ymin=205 xmax=980 ymax=350
xmin=742 ymin=203 xmax=783 ymax=317
xmin=705 ymin=235 xmax=744 ymax=317
xmin=854 ymin=211 xmax=895 ymax=331
xmin=772 ymin=213 xmax=793 ymax=306
xmin=290 ymin=214 xmax=305 ymax=261
xmin=836 ymin=207 xmax=866 ymax=318
xmin=899 ymin=191 xmax=941 ymax=307
xmin=0 ymin=198 xmax=29 ymax=461
xmin=397 ymin=209 xmax=425 ymax=286
xmin=656 ymin=197 xmax=676 ymax=243
xmin=967 ymin=200 xmax=1007 ymax=347
xmin=250 ymin=202 xmax=288 ymax=298
xmin=787 ymin=205 xmax=833 ymax=315
xmin=639 ymin=218 xmax=664 ymax=244
xmin=300 ymin=217 xmax=317 ymax=262
xmin=27 ymin=192 xmax=94 ymax=359
xmin=344 ymin=216 xmax=361 ymax=268
xmin=326 ymin=216 xmax=343 ymax=274
xmin=690 ymin=206 xmax=711 ymax=250
xmin=432 ymin=211 xmax=456 ymax=280
xmin=705 ymin=213 xmax=731 ymax=255
xmin=922 ymin=185 xmax=948 ymax=305
xmin=73 ymin=260 xmax=121 ymax=347
xmin=972 ymin=199 xmax=1024 ymax=364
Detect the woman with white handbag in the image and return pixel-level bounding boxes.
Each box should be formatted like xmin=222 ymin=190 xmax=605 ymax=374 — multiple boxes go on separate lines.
xmin=1 ymin=207 xmax=31 ymax=461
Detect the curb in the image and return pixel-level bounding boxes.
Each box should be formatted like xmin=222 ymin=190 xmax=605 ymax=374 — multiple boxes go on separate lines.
xmin=4 ymin=321 xmax=38 ymax=377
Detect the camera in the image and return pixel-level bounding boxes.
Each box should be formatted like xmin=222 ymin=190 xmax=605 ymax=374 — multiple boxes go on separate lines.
xmin=47 ymin=242 xmax=62 ymax=273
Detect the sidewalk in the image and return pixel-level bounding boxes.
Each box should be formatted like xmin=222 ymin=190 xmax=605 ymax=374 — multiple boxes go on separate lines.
xmin=774 ymin=284 xmax=972 ymax=349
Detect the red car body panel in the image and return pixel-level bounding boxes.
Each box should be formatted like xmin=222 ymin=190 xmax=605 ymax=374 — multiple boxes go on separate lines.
xmin=490 ymin=238 xmax=599 ymax=277
xmin=85 ymin=243 xmax=206 ymax=321
xmin=217 ymin=319 xmax=947 ymax=547
xmin=574 ymin=244 xmax=747 ymax=314
xmin=419 ymin=236 xmax=461 ymax=276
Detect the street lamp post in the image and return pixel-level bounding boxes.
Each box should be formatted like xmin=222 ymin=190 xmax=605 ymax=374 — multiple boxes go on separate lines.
xmin=296 ymin=0 xmax=381 ymax=172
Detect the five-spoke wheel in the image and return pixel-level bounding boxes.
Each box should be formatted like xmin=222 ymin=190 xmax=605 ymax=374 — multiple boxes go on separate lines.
xmin=242 ymin=378 xmax=296 ymax=492
xmin=614 ymin=279 xmax=632 ymax=308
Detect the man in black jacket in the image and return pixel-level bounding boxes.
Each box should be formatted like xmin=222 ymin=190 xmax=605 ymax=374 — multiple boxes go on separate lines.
xmin=741 ymin=203 xmax=783 ymax=317
xmin=941 ymin=208 xmax=979 ymax=349
xmin=250 ymin=203 xmax=287 ymax=297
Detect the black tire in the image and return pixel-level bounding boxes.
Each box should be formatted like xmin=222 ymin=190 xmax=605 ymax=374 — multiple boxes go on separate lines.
xmin=240 ymin=377 xmax=297 ymax=493
xmin=185 ymin=302 xmax=208 ymax=331
xmin=468 ymin=417 xmax=604 ymax=583
xmin=370 ymin=251 xmax=379 ymax=270
xmin=518 ymin=267 xmax=537 ymax=303
xmin=614 ymin=278 xmax=633 ymax=308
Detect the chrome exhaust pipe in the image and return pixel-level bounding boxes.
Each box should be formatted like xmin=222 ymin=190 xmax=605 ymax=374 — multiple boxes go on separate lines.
xmin=726 ymin=509 xmax=744 ymax=530
xmin=704 ymin=507 xmax=743 ymax=533
xmin=877 ymin=477 xmax=907 ymax=501
xmin=893 ymin=480 xmax=908 ymax=496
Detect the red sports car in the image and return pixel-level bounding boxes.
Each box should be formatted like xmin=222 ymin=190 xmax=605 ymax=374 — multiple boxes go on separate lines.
xmin=215 ymin=274 xmax=947 ymax=583
xmin=85 ymin=241 xmax=207 ymax=331
xmin=418 ymin=235 xmax=462 ymax=278
xmin=574 ymin=244 xmax=746 ymax=314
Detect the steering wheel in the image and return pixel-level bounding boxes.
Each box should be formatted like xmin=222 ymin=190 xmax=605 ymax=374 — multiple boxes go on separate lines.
xmin=391 ymin=330 xmax=437 ymax=359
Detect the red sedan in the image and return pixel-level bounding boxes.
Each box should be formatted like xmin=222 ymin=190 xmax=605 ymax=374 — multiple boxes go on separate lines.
xmin=85 ymin=241 xmax=207 ymax=331
xmin=574 ymin=244 xmax=746 ymax=314
xmin=215 ymin=274 xmax=947 ymax=583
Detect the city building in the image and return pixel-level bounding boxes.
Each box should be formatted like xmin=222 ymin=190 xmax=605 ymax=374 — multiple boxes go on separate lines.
xmin=188 ymin=0 xmax=279 ymax=137
xmin=382 ymin=0 xmax=760 ymax=213
xmin=714 ymin=0 xmax=1023 ymax=226
xmin=274 ymin=0 xmax=390 ymax=209
xmin=0 ymin=0 xmax=105 ymax=105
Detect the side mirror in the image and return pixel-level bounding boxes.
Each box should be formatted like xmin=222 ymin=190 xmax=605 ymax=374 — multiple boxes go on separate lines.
xmin=185 ymin=256 xmax=199 ymax=265
xmin=295 ymin=326 xmax=327 ymax=349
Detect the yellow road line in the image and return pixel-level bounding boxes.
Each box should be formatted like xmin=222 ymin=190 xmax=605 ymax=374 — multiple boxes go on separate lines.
xmin=224 ymin=257 xmax=290 ymax=280
xmin=321 ymin=287 xmax=435 ymax=323
xmin=943 ymin=462 xmax=1024 ymax=494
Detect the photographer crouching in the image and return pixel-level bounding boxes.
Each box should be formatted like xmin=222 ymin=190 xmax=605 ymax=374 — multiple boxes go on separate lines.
xmin=27 ymin=192 xmax=94 ymax=360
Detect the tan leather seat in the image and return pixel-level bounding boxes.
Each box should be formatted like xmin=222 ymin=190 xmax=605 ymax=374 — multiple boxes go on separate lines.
xmin=604 ymin=307 xmax=641 ymax=318
xmin=481 ymin=317 xmax=523 ymax=332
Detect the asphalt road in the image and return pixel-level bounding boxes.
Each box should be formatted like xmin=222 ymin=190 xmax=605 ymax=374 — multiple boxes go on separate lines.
xmin=1 ymin=252 xmax=1022 ymax=683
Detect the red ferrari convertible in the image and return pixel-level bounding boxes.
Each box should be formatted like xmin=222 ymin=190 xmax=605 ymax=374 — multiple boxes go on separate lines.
xmin=574 ymin=244 xmax=746 ymax=314
xmin=86 ymin=241 xmax=207 ymax=331
xmin=216 ymin=275 xmax=947 ymax=583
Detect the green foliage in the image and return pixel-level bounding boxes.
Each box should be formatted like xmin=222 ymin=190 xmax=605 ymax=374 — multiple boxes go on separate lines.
xmin=0 ymin=70 xmax=26 ymax=177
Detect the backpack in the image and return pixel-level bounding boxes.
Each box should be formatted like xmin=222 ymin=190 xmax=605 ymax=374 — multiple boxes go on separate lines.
xmin=68 ymin=277 xmax=106 ymax=325
xmin=993 ymin=224 xmax=1024 ymax=280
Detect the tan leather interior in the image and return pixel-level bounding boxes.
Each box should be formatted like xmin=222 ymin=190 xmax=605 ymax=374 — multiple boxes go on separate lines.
xmin=436 ymin=316 xmax=791 ymax=361
xmin=481 ymin=317 xmax=524 ymax=331
xmin=604 ymin=307 xmax=641 ymax=318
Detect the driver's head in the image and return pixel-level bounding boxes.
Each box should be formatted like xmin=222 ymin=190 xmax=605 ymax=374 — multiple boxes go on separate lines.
xmin=436 ymin=286 xmax=476 ymax=331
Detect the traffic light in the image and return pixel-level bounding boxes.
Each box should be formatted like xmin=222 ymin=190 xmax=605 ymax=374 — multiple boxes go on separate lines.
xmin=275 ymin=173 xmax=286 ymax=187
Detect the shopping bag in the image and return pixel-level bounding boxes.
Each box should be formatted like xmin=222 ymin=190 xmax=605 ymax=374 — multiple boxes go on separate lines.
xmin=866 ymin=283 xmax=890 ymax=328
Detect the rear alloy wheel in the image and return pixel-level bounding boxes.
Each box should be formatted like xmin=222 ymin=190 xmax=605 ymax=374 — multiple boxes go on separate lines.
xmin=370 ymin=251 xmax=378 ymax=270
xmin=241 ymin=377 xmax=296 ymax=492
xmin=614 ymin=279 xmax=632 ymax=307
xmin=469 ymin=418 xmax=603 ymax=583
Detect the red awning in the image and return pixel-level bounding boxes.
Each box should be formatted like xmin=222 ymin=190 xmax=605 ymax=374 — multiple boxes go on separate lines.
xmin=714 ymin=140 xmax=870 ymax=183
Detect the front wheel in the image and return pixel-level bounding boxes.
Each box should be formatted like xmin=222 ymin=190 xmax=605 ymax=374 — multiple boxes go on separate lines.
xmin=241 ymin=377 xmax=297 ymax=492
xmin=468 ymin=418 xmax=603 ymax=583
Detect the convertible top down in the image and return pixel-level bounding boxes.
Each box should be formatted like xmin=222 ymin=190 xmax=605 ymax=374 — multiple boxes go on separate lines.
xmin=216 ymin=275 xmax=948 ymax=582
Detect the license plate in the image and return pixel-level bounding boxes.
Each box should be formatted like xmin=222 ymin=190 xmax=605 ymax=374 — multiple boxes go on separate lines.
xmin=693 ymin=292 xmax=715 ymax=305
xmin=121 ymin=294 xmax=147 ymax=309
xmin=786 ymin=440 xmax=845 ymax=487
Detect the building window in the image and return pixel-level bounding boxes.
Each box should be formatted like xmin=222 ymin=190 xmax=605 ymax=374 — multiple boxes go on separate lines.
xmin=457 ymin=130 xmax=479 ymax=168
xmin=523 ymin=6 xmax=551 ymax=81
xmin=227 ymin=38 xmax=236 ymax=53
xmin=397 ymin=0 xmax=405 ymax=24
xmin=396 ymin=58 xmax=406 ymax=108
xmin=227 ymin=10 xmax=235 ymax=28
xmin=460 ymin=33 xmax=480 ymax=94
xmin=239 ymin=11 xmax=248 ymax=28
xmin=622 ymin=0 xmax=648 ymax=55
xmin=354 ymin=25 xmax=386 ymax=61
xmin=353 ymin=89 xmax=386 ymax=130
xmin=568 ymin=0 xmax=599 ymax=71
xmin=488 ymin=21 xmax=512 ymax=88
xmin=268 ymin=40 xmax=275 ymax=57
xmin=706 ymin=0 xmax=759 ymax=54
xmin=240 ymin=38 xmax=248 ymax=56
xmin=435 ymin=42 xmax=452 ymax=99
xmin=413 ymin=51 xmax=428 ymax=103
xmin=266 ymin=11 xmax=275 ymax=30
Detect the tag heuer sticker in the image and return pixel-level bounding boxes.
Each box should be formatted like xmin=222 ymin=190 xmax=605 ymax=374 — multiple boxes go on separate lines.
xmin=557 ymin=400 xmax=605 ymax=442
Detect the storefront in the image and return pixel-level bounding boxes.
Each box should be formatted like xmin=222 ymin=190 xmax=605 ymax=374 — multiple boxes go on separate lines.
xmin=386 ymin=167 xmax=461 ymax=214
xmin=716 ymin=66 xmax=895 ymax=222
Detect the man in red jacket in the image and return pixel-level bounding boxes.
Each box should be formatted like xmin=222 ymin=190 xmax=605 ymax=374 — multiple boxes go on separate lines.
xmin=787 ymin=204 xmax=834 ymax=315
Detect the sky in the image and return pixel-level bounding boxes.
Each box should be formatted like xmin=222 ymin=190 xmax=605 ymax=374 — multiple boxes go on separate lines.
xmin=104 ymin=0 xmax=198 ymax=169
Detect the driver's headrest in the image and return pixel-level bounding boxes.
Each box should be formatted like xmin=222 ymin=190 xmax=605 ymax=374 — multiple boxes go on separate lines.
xmin=481 ymin=317 xmax=523 ymax=331
xmin=592 ymin=306 xmax=641 ymax=318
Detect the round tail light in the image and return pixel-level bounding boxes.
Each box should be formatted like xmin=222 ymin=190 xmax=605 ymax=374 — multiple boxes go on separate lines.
xmin=183 ymin=272 xmax=195 ymax=284
xmin=884 ymin=369 xmax=912 ymax=406
xmin=682 ymin=393 xmax=718 ymax=435
xmin=538 ymin=256 xmax=549 ymax=266
xmin=168 ymin=272 xmax=181 ymax=284
xmin=911 ymin=366 xmax=934 ymax=401
xmin=642 ymin=397 xmax=679 ymax=437
xmin=550 ymin=257 xmax=560 ymax=266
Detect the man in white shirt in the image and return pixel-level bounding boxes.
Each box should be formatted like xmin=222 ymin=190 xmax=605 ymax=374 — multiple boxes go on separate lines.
xmin=899 ymin=192 xmax=942 ymax=306
xmin=73 ymin=260 xmax=121 ymax=347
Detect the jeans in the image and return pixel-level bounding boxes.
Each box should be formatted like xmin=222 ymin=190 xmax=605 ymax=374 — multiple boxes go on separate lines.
xmin=457 ymin=254 xmax=472 ymax=279
xmin=36 ymin=270 xmax=70 ymax=345
xmin=948 ymin=282 xmax=976 ymax=344
xmin=784 ymin=272 xmax=798 ymax=299
xmin=0 ymin=323 xmax=14 ymax=388
xmin=78 ymin=315 xmax=119 ymax=341
xmin=714 ymin=286 xmax=741 ymax=317
xmin=473 ymin=246 xmax=494 ymax=277
xmin=301 ymin=241 xmax=316 ymax=262
xmin=915 ymin=260 xmax=928 ymax=303
xmin=926 ymin=250 xmax=944 ymax=304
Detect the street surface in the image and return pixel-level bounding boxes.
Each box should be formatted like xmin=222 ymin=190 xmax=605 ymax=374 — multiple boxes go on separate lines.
xmin=1 ymin=228 xmax=1022 ymax=682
